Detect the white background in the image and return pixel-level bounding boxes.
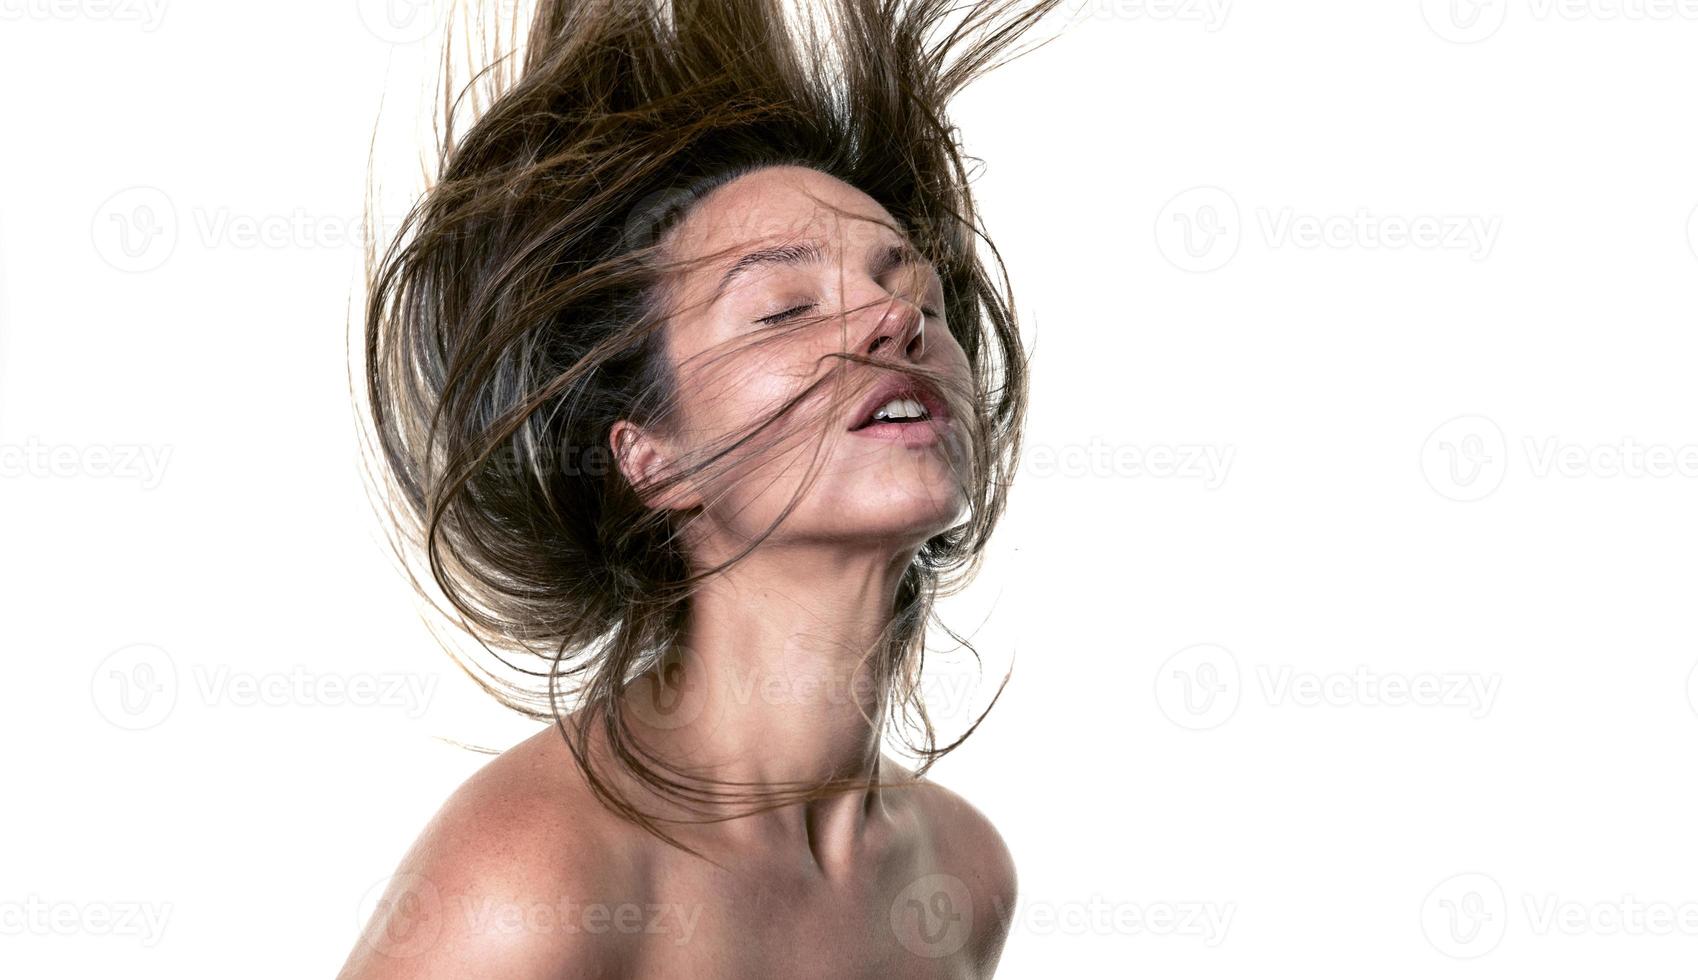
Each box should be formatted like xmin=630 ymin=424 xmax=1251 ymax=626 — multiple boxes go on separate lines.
xmin=3 ymin=0 xmax=1697 ymax=976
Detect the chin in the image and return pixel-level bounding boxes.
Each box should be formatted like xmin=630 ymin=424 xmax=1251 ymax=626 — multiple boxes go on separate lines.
xmin=817 ymin=482 xmax=967 ymax=547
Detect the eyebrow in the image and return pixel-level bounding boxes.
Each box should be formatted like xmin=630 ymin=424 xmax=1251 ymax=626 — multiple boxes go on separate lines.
xmin=716 ymin=240 xmax=825 ymax=296
xmin=713 ymin=239 xmax=936 ymax=297
xmin=871 ymin=241 xmax=934 ymax=283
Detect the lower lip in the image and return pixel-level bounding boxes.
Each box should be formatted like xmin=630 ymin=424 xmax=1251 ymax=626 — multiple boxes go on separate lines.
xmin=847 ymin=418 xmax=951 ymax=446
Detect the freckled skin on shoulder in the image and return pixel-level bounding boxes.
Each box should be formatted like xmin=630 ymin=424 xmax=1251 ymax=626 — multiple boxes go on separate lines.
xmin=880 ymin=762 xmax=1021 ymax=977
xmin=340 ymin=737 xmax=1018 ymax=979
xmin=337 ymin=727 xmax=652 ymax=980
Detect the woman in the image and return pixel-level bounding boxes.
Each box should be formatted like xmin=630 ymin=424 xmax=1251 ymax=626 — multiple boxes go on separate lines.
xmin=342 ymin=1 xmax=1062 ymax=975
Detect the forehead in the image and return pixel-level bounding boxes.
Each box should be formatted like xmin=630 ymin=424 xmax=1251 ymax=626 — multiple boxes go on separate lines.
xmin=668 ymin=165 xmax=906 ymax=267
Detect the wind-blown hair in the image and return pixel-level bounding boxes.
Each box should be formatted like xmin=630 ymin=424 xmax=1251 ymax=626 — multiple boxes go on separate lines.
xmin=357 ymin=0 xmax=1061 ymax=850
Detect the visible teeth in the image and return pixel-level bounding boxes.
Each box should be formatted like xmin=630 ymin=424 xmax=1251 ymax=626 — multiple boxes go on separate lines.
xmin=871 ymin=397 xmax=927 ymax=423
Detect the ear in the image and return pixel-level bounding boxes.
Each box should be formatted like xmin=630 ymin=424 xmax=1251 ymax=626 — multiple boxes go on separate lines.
xmin=609 ymin=419 xmax=702 ymax=511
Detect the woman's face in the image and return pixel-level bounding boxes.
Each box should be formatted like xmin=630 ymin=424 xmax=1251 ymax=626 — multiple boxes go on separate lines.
xmin=636 ymin=165 xmax=972 ymax=556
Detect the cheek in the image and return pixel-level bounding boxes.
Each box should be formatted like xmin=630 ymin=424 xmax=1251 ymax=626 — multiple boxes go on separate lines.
xmin=677 ymin=326 xmax=846 ymax=434
xmin=934 ymin=327 xmax=970 ymax=373
xmin=680 ymin=353 xmax=822 ymax=444
xmin=665 ymin=321 xmax=972 ymax=515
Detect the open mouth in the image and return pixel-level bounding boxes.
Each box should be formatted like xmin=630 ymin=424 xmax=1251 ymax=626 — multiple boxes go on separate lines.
xmin=847 ymin=378 xmax=949 ymax=433
xmin=851 ymin=395 xmax=933 ymax=430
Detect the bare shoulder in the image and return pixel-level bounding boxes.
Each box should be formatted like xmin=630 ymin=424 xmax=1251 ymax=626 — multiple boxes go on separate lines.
xmin=338 ymin=725 xmax=650 ymax=980
xmin=883 ymin=759 xmax=1019 ymax=968
xmin=886 ymin=758 xmax=1017 ymax=893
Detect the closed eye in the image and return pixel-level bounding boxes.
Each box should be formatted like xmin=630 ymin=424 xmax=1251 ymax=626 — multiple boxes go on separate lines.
xmin=757 ymin=301 xmax=939 ymax=325
xmin=755 ymin=302 xmax=817 ymax=325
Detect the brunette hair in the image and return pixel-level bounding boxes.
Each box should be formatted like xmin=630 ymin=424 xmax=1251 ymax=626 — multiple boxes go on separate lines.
xmin=357 ymin=0 xmax=1062 ymax=851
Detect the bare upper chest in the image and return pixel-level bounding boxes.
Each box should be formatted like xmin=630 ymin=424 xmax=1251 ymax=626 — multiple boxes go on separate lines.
xmin=620 ymin=863 xmax=984 ymax=980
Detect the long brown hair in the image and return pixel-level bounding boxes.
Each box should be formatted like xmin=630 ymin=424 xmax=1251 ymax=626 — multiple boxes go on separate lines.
xmin=357 ymin=0 xmax=1063 ymax=853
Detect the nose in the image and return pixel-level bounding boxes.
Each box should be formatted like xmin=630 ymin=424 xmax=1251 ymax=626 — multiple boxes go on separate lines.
xmin=863 ymin=294 xmax=926 ymax=362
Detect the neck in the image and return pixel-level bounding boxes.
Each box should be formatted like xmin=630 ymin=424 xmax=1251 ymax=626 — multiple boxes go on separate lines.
xmin=618 ymin=540 xmax=918 ymax=859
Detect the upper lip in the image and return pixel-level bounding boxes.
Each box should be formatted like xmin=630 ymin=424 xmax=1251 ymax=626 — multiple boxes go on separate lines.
xmin=847 ymin=373 xmax=950 ymax=431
